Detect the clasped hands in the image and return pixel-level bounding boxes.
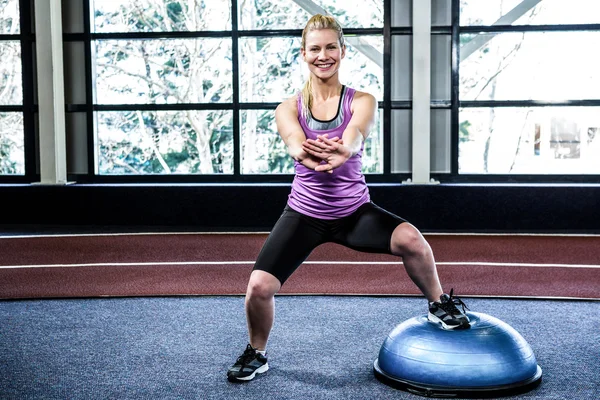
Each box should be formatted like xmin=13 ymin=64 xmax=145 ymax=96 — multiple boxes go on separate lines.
xmin=298 ymin=134 xmax=351 ymax=174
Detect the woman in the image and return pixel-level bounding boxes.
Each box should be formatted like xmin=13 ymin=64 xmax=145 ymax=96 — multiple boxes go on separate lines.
xmin=227 ymin=14 xmax=470 ymax=383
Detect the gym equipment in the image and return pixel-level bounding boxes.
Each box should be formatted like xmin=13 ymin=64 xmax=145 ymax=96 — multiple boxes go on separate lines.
xmin=373 ymin=312 xmax=542 ymax=398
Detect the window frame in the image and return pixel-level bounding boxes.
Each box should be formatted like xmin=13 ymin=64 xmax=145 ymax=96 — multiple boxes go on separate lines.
xmin=450 ymin=0 xmax=600 ymax=183
xmin=0 ymin=0 xmax=35 ymax=181
xmin=2 ymin=0 xmax=600 ymax=184
xmin=68 ymin=0 xmax=394 ymax=183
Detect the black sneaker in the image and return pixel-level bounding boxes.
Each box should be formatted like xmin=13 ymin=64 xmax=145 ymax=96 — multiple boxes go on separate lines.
xmin=428 ymin=289 xmax=471 ymax=330
xmin=227 ymin=344 xmax=269 ymax=382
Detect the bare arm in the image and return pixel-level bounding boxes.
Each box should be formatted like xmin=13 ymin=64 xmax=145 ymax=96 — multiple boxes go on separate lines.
xmin=301 ymin=92 xmax=377 ymax=172
xmin=342 ymin=92 xmax=377 ymax=156
xmin=276 ymin=96 xmax=328 ymax=171
xmin=275 ymin=97 xmax=306 ymax=160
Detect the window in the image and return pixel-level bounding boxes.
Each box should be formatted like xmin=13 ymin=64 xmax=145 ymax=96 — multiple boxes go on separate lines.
xmin=96 ymin=110 xmax=234 ymax=174
xmin=92 ymin=1 xmax=232 ymax=32
xmin=460 ymin=107 xmax=600 ymax=174
xmin=6 ymin=0 xmax=599 ymax=183
xmin=0 ymin=0 xmax=24 ymax=176
xmin=239 ymin=0 xmax=383 ymax=30
xmin=94 ymin=38 xmax=233 ymax=105
xmin=87 ymin=0 xmax=385 ymax=177
xmin=458 ymin=0 xmax=600 ymax=176
xmin=460 ymin=31 xmax=600 ymax=102
xmin=460 ymin=0 xmax=600 ymax=26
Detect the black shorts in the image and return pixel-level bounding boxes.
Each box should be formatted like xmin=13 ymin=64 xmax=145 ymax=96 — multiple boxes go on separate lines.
xmin=253 ymin=202 xmax=407 ymax=285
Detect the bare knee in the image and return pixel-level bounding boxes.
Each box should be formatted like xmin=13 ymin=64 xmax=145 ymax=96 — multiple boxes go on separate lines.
xmin=246 ymin=270 xmax=281 ymax=301
xmin=390 ymin=223 xmax=430 ymax=257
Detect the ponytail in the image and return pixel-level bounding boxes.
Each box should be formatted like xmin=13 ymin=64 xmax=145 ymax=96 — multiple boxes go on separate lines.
xmin=300 ymin=75 xmax=313 ymax=120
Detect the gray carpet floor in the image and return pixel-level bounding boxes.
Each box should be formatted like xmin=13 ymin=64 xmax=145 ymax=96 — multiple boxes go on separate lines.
xmin=1 ymin=296 xmax=598 ymax=399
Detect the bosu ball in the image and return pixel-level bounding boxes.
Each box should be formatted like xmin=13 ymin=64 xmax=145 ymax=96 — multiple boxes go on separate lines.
xmin=373 ymin=312 xmax=542 ymax=398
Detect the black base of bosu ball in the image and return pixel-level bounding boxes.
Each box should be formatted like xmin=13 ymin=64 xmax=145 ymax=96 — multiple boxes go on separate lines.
xmin=373 ymin=312 xmax=542 ymax=398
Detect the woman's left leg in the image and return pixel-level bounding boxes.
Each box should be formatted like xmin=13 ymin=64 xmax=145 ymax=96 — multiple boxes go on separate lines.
xmin=334 ymin=202 xmax=442 ymax=302
xmin=389 ymin=222 xmax=443 ymax=303
xmin=334 ymin=202 xmax=470 ymax=329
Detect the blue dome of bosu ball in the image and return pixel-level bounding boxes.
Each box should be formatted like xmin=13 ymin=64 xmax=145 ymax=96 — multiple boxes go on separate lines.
xmin=373 ymin=312 xmax=542 ymax=398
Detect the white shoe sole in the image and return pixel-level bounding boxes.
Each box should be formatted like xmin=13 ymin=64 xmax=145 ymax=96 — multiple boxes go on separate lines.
xmin=232 ymin=363 xmax=269 ymax=381
xmin=428 ymin=312 xmax=468 ymax=330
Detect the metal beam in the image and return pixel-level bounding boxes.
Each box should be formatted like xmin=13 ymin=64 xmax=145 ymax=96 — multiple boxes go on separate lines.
xmin=34 ymin=0 xmax=69 ymax=184
xmin=460 ymin=0 xmax=544 ymax=61
xmin=405 ymin=0 xmax=436 ymax=184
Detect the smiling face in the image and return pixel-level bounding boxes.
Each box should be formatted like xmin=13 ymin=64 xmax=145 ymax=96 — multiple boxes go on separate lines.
xmin=301 ymin=29 xmax=346 ymax=81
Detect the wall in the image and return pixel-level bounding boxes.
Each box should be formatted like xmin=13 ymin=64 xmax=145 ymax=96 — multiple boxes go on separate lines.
xmin=1 ymin=184 xmax=598 ymax=233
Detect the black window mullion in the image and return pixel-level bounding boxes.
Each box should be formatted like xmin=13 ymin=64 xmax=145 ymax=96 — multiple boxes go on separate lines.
xmin=450 ymin=0 xmax=460 ymax=175
xmin=239 ymin=103 xmax=278 ymax=110
xmin=460 ymin=23 xmax=600 ymax=33
xmin=83 ymin=0 xmax=95 ymax=178
xmin=93 ymin=103 xmax=235 ymax=112
xmin=19 ymin=0 xmax=36 ymax=181
xmin=89 ymin=30 xmax=234 ymax=39
xmin=232 ymin=1 xmax=240 ymax=176
xmin=461 ymin=99 xmax=600 ymax=108
xmin=383 ymin=0 xmax=391 ymax=175
xmin=240 ymin=28 xmax=383 ymax=37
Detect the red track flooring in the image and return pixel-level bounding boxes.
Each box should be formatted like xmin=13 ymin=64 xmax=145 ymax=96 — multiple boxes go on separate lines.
xmin=1 ymin=233 xmax=598 ymax=299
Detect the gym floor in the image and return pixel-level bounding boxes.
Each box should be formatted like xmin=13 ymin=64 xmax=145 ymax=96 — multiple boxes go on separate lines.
xmin=1 ymin=230 xmax=598 ymax=399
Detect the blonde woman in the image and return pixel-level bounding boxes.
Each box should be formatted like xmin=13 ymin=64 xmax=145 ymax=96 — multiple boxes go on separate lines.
xmin=227 ymin=14 xmax=470 ymax=382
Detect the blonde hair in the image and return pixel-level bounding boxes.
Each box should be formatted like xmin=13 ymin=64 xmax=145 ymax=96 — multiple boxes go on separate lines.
xmin=300 ymin=14 xmax=345 ymax=119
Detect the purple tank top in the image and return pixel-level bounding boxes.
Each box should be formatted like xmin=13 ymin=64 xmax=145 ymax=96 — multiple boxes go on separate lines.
xmin=287 ymin=86 xmax=370 ymax=219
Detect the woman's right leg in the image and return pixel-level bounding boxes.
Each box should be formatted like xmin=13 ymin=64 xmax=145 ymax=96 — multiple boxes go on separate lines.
xmin=245 ymin=270 xmax=281 ymax=350
xmin=245 ymin=206 xmax=326 ymax=350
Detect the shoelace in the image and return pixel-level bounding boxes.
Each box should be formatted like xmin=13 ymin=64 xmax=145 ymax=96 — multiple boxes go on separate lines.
xmin=440 ymin=288 xmax=470 ymax=315
xmin=236 ymin=344 xmax=258 ymax=366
